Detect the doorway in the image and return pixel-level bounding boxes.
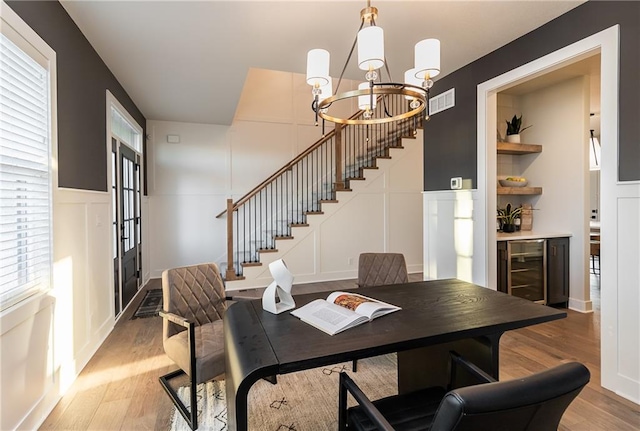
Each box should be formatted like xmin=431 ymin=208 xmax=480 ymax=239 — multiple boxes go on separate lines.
xmin=108 ymin=92 xmax=144 ymax=318
xmin=476 ymin=25 xmax=638 ymax=400
xmin=493 ymin=54 xmax=602 ymax=311
xmin=119 ymin=143 xmax=141 ymax=311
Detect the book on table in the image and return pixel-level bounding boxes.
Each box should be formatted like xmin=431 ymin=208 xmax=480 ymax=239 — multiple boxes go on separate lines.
xmin=290 ymin=291 xmax=401 ymax=335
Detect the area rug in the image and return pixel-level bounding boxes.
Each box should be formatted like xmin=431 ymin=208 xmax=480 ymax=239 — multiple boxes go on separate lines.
xmin=170 ymin=353 xmax=398 ymax=431
xmin=131 ymin=289 xmax=163 ymax=319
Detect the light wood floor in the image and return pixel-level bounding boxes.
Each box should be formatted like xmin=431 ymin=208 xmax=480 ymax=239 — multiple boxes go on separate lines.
xmin=39 ymin=274 xmax=639 ymax=430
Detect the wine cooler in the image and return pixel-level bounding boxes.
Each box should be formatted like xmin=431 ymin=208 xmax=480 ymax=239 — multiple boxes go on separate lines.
xmin=507 ymin=239 xmax=547 ymax=304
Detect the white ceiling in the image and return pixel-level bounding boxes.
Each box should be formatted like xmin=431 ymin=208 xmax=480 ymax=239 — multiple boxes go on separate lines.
xmin=60 ymin=0 xmax=585 ymax=125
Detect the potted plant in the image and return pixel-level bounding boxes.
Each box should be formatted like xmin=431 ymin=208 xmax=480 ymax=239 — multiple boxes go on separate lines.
xmin=505 ymin=115 xmax=532 ymax=143
xmin=497 ymin=203 xmax=522 ymax=233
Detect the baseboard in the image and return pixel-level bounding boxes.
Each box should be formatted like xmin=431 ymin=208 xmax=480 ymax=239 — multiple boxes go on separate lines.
xmin=568 ymin=297 xmax=594 ymax=313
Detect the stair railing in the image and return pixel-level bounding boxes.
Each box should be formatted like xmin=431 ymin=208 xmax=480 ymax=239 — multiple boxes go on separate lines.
xmin=217 ymin=93 xmax=422 ymax=280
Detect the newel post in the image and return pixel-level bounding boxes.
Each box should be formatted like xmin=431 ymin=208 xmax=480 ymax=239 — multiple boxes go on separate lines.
xmin=225 ymin=198 xmax=237 ymax=281
xmin=334 ymin=124 xmax=345 ymax=191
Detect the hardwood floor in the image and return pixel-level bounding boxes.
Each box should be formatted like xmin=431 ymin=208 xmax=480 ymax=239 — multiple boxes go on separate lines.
xmin=39 ymin=275 xmax=639 ymax=430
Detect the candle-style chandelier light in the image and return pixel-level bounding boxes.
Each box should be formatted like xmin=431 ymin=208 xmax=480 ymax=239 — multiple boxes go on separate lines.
xmin=306 ymin=1 xmax=441 ymax=126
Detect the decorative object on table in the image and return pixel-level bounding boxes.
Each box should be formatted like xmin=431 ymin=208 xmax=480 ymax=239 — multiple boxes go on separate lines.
xmin=498 ymin=203 xmax=522 ymax=233
xmin=499 ymin=176 xmax=529 ymax=187
xmin=520 ymin=204 xmax=534 ymax=231
xmin=262 ymin=259 xmax=295 ymax=314
xmin=505 ymin=114 xmax=532 ymax=143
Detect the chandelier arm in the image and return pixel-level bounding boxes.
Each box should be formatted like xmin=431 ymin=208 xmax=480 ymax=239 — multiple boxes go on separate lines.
xmin=312 ymin=96 xmax=319 ymax=126
xmin=335 ymin=19 xmax=365 ymax=96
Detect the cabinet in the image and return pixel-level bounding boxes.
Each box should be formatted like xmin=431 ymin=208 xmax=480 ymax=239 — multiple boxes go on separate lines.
xmin=497 ymin=142 xmax=543 ymax=196
xmin=497 ymin=237 xmax=569 ymax=307
xmin=497 ymin=241 xmax=508 ymax=294
xmin=547 ymin=237 xmax=570 ymax=306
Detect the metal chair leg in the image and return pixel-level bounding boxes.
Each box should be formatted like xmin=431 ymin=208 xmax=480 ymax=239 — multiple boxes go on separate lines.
xmin=159 ymin=369 xmax=199 ymax=430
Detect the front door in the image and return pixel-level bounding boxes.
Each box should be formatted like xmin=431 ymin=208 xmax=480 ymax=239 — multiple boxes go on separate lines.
xmin=119 ymin=143 xmax=141 ymax=311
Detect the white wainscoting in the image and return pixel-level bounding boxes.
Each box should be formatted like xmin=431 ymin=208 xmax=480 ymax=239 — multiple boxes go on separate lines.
xmin=0 ymin=188 xmax=116 ymax=430
xmin=422 ymin=190 xmax=484 ymax=286
xmin=601 ymin=185 xmax=640 ymax=403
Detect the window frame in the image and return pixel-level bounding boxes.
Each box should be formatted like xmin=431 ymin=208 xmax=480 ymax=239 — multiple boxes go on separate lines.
xmin=0 ymin=2 xmax=57 ymax=312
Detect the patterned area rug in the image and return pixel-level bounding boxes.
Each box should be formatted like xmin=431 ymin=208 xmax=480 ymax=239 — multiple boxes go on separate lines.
xmin=131 ymin=289 xmax=163 ymax=319
xmin=170 ymin=354 xmax=398 ymax=431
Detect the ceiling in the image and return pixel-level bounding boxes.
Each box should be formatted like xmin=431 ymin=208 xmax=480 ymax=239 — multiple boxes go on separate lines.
xmin=60 ymin=0 xmax=585 ymax=126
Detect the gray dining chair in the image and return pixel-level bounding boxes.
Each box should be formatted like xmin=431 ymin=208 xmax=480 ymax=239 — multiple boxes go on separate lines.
xmin=357 ymin=253 xmax=409 ymax=288
xmin=353 ymin=252 xmax=408 ymax=371
xmin=159 ymin=262 xmax=227 ymax=430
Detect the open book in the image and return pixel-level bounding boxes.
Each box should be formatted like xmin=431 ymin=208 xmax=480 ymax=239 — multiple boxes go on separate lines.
xmin=290 ymin=291 xmax=401 ymax=335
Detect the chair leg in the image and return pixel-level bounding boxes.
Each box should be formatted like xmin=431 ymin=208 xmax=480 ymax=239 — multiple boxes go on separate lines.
xmin=159 ymin=369 xmax=199 ymax=430
xmin=353 ymin=359 xmax=358 ymax=372
xmin=338 ymin=373 xmax=348 ymax=431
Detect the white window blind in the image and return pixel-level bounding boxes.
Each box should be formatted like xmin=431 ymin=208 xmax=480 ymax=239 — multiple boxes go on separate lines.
xmin=0 ymin=32 xmax=52 ymax=310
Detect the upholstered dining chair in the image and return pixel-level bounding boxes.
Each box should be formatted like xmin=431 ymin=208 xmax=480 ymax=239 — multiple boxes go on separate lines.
xmin=159 ymin=262 xmax=227 ymax=430
xmin=338 ymin=351 xmax=590 ymax=431
xmin=357 ymin=253 xmax=409 ymax=288
xmin=353 ymin=252 xmax=408 ymax=372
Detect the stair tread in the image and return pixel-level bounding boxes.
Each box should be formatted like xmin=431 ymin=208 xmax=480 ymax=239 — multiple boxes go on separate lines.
xmin=305 ymin=211 xmax=324 ymax=215
xmin=258 ymin=248 xmax=279 ymax=253
xmin=290 ymin=223 xmax=310 ymax=227
xmin=276 ymin=235 xmax=294 ymax=240
xmin=241 ymin=262 xmax=262 ymax=267
xmin=224 ymin=275 xmax=246 ymax=281
xmin=320 ymin=199 xmax=339 ymax=203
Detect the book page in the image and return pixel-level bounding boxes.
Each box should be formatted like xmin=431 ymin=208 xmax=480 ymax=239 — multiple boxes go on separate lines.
xmin=290 ymin=299 xmax=366 ymax=335
xmin=326 ymin=292 xmax=401 ymax=320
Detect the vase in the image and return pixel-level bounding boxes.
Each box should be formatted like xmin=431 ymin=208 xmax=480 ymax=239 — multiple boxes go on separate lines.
xmin=506 ymin=134 xmax=521 ymax=143
xmin=502 ymin=223 xmax=516 ymax=233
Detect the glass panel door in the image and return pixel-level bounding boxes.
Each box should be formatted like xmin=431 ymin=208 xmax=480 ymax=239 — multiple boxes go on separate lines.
xmin=508 ymin=239 xmax=546 ymax=304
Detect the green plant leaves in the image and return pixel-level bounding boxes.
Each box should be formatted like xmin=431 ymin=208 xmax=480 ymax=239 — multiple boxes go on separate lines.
xmin=505 ymin=114 xmax=532 ymax=135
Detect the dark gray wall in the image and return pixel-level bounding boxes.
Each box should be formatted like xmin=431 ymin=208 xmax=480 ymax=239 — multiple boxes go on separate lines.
xmin=6 ymin=0 xmax=146 ymax=192
xmin=424 ymin=1 xmax=639 ymax=190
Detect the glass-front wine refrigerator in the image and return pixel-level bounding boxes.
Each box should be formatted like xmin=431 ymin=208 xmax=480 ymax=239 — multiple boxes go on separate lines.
xmin=507 ymin=239 xmax=547 ymax=304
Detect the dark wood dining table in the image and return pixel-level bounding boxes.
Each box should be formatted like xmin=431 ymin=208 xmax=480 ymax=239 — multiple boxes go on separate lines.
xmin=223 ymin=278 xmax=566 ymax=431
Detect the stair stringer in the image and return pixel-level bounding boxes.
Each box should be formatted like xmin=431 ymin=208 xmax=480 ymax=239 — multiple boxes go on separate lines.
xmin=225 ymin=129 xmax=424 ymax=291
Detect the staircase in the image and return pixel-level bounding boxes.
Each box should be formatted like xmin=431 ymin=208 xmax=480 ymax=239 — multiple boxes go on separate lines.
xmin=216 ymin=93 xmax=423 ymax=283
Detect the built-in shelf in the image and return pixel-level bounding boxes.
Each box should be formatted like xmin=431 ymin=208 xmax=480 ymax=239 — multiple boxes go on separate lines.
xmin=497 ymin=187 xmax=543 ymax=195
xmin=497 ymin=142 xmax=542 ymax=155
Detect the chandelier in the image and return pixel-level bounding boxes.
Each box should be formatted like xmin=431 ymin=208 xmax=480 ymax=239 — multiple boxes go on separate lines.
xmin=306 ymin=1 xmax=440 ymax=126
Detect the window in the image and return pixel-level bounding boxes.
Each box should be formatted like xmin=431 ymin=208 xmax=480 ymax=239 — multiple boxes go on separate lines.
xmin=0 ymin=27 xmax=53 ymax=310
xmin=111 ymin=106 xmax=141 ymax=153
